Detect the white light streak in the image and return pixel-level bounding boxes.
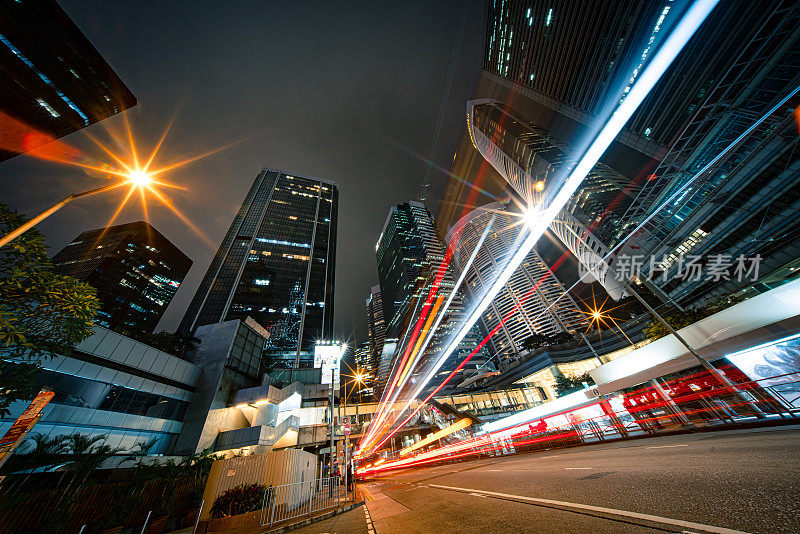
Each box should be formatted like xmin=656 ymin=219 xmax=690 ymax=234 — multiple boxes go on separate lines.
xmin=397 ymin=0 xmax=719 ymax=411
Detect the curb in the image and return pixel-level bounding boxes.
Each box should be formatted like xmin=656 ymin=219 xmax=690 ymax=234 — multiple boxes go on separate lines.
xmin=260 ymin=501 xmax=365 ymax=534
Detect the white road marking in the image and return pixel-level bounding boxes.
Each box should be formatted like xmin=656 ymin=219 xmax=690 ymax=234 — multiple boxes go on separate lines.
xmin=646 ymin=444 xmax=689 ymax=449
xmin=564 ymin=467 xmax=592 ymax=470
xmin=469 ymin=492 xmax=488 ymax=497
xmin=426 ymin=484 xmax=750 ymax=534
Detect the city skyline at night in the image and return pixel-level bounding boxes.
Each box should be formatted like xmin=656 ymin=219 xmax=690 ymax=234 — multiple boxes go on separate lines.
xmin=1 ymin=1 xmax=799 ymax=533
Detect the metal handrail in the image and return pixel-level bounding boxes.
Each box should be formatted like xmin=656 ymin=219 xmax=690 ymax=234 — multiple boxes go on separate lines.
xmin=259 ymin=475 xmax=352 ymax=528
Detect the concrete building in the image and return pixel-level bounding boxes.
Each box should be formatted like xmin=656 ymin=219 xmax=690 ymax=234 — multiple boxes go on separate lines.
xmin=174 ymin=318 xmax=335 ymax=457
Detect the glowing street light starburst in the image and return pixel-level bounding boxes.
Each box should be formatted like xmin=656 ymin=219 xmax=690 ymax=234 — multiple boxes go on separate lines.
xmin=577 ymin=289 xmax=634 ymax=346
xmin=55 ymin=111 xmax=244 ymax=248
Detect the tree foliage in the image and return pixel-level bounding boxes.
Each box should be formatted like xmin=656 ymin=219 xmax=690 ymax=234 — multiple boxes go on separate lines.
xmin=522 ymin=331 xmax=576 ymax=351
xmin=0 ymin=204 xmax=99 ymax=416
xmin=131 ymin=330 xmax=200 ymax=359
xmin=554 ymin=372 xmax=595 ymax=397
xmin=642 ymin=296 xmax=746 ymax=341
xmin=210 ymin=483 xmax=269 ymax=519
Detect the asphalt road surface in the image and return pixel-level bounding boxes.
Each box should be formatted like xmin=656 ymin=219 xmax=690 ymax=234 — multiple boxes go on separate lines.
xmin=308 ymin=426 xmax=800 ymax=534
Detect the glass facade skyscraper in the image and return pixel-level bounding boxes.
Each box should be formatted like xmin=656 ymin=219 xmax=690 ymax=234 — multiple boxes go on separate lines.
xmin=179 ymin=168 xmax=337 ymax=367
xmin=52 ymin=221 xmax=192 ymax=336
xmin=374 ymin=201 xmax=493 ymax=396
xmin=0 ymin=0 xmax=136 ymax=161
xmin=465 ymin=1 xmax=800 ymax=309
xmin=447 ymin=201 xmax=587 ymax=364
xmin=376 ymin=201 xmax=447 ymax=334
xmin=366 ymin=285 xmax=386 ymax=396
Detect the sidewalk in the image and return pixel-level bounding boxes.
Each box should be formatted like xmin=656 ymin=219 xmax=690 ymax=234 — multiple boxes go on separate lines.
xmin=181 ymin=490 xmax=363 ymax=534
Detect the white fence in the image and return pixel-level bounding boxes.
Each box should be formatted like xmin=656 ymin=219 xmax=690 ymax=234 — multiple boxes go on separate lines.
xmin=259 ymin=476 xmax=351 ymax=527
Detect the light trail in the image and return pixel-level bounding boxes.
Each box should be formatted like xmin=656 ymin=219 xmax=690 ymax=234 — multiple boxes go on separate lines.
xmin=363 ymin=70 xmax=531 ymax=442
xmin=398 ymin=417 xmax=472 ymax=456
xmin=358 ymin=216 xmax=496 ymax=454
xmin=358 ymin=366 xmax=784 ymax=476
xmin=523 ymin=77 xmax=800 ymax=340
xmin=360 ymin=1 xmax=720 ymax=457
xmin=362 ymin=0 xmax=721 ymax=456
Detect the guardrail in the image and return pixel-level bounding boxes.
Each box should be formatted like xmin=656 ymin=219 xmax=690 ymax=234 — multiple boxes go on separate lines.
xmin=259 ymin=476 xmax=351 ymax=528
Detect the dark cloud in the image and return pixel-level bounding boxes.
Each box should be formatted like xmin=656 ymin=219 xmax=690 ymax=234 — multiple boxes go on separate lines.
xmin=0 ymin=0 xmax=484 ymax=341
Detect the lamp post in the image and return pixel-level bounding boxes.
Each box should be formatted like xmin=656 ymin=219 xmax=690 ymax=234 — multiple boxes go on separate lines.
xmin=0 ymin=172 xmax=153 ymax=249
xmin=0 ymin=182 xmax=126 ymax=248
xmin=341 ymin=372 xmax=366 ymax=496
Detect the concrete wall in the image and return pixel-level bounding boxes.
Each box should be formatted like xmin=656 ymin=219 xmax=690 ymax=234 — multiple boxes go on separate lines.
xmin=174 ymin=320 xmax=245 ymax=454
xmin=201 ymin=448 xmax=317 ymax=520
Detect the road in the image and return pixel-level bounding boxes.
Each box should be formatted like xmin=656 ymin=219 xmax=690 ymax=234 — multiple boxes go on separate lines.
xmin=293 ymin=426 xmax=800 ymax=534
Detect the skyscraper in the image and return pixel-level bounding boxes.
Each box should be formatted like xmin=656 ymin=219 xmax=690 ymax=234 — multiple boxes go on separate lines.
xmin=374 ymin=201 xmax=493 ymax=397
xmin=454 ymin=0 xmax=800 ymax=311
xmin=179 ymin=168 xmax=337 ymax=368
xmin=447 ymin=201 xmax=587 ymax=364
xmin=467 ymin=100 xmax=631 ymax=300
xmin=0 ymin=0 xmax=136 ymax=161
xmin=52 ymin=221 xmax=191 ymax=336
xmin=365 ymin=285 xmax=386 ymax=395
xmin=376 ymin=201 xmax=448 ymax=334
xmin=352 ymin=340 xmax=375 ymax=400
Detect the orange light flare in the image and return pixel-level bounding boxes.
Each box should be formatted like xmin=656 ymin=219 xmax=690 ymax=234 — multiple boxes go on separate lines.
xmin=577 ymin=289 xmax=634 ymax=346
xmin=4 ymin=106 xmax=261 ymax=249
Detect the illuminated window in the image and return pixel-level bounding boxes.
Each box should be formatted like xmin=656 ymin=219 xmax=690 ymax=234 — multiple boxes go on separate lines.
xmin=254 ymin=279 xmax=270 ymax=286
xmin=37 ymin=98 xmax=60 ymax=117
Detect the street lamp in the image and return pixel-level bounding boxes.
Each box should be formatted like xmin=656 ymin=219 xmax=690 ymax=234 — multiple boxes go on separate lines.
xmin=0 ymin=171 xmax=153 ymax=249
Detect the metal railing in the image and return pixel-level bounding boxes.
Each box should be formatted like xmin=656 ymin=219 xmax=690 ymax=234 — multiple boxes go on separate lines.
xmin=259 ymin=476 xmax=351 ymax=527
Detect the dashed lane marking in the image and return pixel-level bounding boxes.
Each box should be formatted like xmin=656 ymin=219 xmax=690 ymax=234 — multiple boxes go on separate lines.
xmin=564 ymin=467 xmax=592 ymax=470
xmin=426 ymin=484 xmax=750 ymax=534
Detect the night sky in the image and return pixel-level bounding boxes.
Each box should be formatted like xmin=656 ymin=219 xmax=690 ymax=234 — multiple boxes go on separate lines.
xmin=0 ymin=1 xmax=485 ymax=342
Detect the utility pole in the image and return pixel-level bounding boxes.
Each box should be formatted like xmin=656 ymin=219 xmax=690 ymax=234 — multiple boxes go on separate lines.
xmin=329 ymin=368 xmax=335 ymax=480
xmin=343 ymin=380 xmax=348 ymax=497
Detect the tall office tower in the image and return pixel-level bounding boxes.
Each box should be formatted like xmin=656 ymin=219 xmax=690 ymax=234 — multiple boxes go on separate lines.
xmin=375 ymin=201 xmax=492 ymax=397
xmin=0 ymin=0 xmax=136 ymax=161
xmin=52 ymin=221 xmax=191 ymax=336
xmin=365 ymin=285 xmax=386 ymax=395
xmin=376 ymin=201 xmax=449 ymax=334
xmin=353 ymin=341 xmax=375 ymax=400
xmin=447 ymin=202 xmax=587 ymax=365
xmin=179 ymin=168 xmax=338 ymax=368
xmin=467 ymin=100 xmax=632 ymax=300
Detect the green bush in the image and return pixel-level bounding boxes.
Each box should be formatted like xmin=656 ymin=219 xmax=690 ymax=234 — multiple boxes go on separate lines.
xmin=209 ymin=483 xmax=269 ymax=519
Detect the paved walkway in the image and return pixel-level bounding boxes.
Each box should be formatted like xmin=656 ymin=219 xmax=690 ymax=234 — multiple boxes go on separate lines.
xmin=288 ymin=504 xmax=370 ymax=534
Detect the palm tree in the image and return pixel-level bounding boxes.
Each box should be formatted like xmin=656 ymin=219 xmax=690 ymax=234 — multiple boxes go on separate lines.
xmin=55 ymin=434 xmax=122 ymax=510
xmin=64 ymin=433 xmax=106 ymax=457
xmin=22 ymin=433 xmax=69 ymax=471
xmin=5 ymin=433 xmax=69 ymax=495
